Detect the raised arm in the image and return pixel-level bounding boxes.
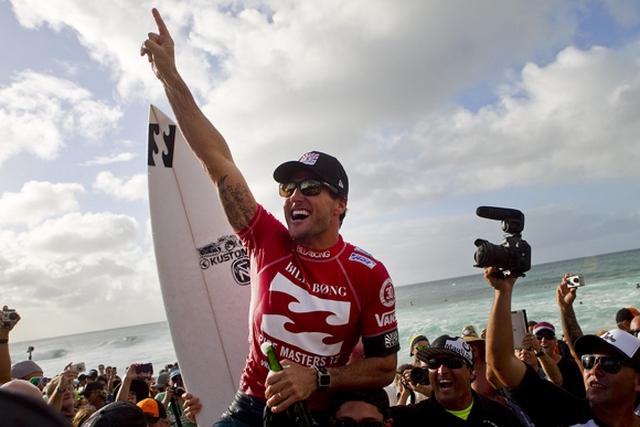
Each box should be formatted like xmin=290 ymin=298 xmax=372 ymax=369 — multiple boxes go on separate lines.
xmin=141 ymin=9 xmax=256 ymax=231
xmin=484 ymin=267 xmax=527 ymax=388
xmin=0 ymin=307 xmax=20 ymax=384
xmin=556 ymin=274 xmax=583 ymax=367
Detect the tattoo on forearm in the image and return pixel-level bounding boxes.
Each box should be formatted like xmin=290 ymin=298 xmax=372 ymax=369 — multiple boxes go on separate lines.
xmin=218 ymin=175 xmax=253 ymax=230
xmin=562 ymin=306 xmax=583 ymax=346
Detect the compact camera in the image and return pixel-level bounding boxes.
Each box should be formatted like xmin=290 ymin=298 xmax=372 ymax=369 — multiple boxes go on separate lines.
xmin=69 ymin=362 xmax=86 ymax=373
xmin=1 ymin=306 xmax=19 ymax=328
xmin=136 ymin=363 xmax=154 ymax=375
xmin=474 ymin=206 xmax=531 ymax=278
xmin=409 ymin=366 xmax=430 ymax=386
xmin=566 ymin=275 xmax=584 ymax=288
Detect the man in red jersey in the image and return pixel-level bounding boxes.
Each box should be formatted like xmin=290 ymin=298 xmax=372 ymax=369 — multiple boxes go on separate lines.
xmin=141 ymin=9 xmax=399 ymax=427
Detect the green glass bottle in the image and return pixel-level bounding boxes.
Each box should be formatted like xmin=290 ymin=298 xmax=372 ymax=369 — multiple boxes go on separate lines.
xmin=261 ymin=341 xmax=316 ymax=427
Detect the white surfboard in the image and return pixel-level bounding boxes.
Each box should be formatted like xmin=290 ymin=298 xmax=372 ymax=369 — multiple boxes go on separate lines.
xmin=147 ymin=105 xmax=251 ymax=425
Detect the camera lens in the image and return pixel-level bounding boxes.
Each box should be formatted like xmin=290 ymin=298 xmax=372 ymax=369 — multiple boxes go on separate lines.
xmin=409 ymin=367 xmax=429 ymax=385
xmin=474 ymin=239 xmax=511 ymax=268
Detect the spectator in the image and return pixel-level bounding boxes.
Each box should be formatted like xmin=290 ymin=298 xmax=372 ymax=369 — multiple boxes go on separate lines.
xmin=80 ymin=401 xmax=147 ymax=427
xmin=156 ymin=367 xmax=196 ymax=427
xmin=138 ymin=397 xmax=170 ymax=426
xmin=532 ymin=321 xmax=585 ymax=397
xmin=408 ymin=334 xmax=430 ymax=365
xmin=485 ymin=266 xmax=640 ymax=427
xmin=73 ymin=407 xmax=96 ymax=427
xmin=514 ymin=333 xmax=562 ymax=385
xmin=10 ymin=360 xmax=43 ymax=382
xmin=331 ymin=388 xmax=393 ymax=427
xmin=0 ymin=388 xmax=70 ymax=427
xmin=616 ymin=308 xmax=635 ymax=332
xmin=0 ymin=378 xmax=43 ymax=400
xmin=390 ymin=335 xmax=520 ymax=426
xmin=45 ymin=369 xmax=78 ymax=422
xmin=82 ymin=382 xmax=107 ymax=410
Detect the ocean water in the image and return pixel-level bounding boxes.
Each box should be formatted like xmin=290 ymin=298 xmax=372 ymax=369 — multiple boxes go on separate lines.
xmin=9 ymin=248 xmax=640 ymax=376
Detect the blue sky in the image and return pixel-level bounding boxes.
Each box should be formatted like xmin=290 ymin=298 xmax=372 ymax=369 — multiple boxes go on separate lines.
xmin=1 ymin=0 xmax=640 ymax=341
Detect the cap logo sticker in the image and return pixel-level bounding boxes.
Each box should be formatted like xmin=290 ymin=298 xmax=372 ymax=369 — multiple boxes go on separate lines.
xmin=299 ymin=152 xmax=320 ymax=165
xmin=338 ymin=179 xmax=344 ymax=189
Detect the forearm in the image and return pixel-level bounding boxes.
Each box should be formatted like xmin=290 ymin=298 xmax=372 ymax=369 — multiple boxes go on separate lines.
xmin=560 ymin=305 xmax=583 ymax=354
xmin=116 ymin=377 xmax=132 ymax=402
xmin=537 ymin=353 xmax=563 ymax=385
xmin=0 ymin=330 xmax=10 ymax=384
xmin=161 ymin=70 xmax=233 ymax=180
xmin=487 ymin=288 xmax=526 ymax=387
xmin=47 ymin=389 xmax=63 ymax=411
xmin=328 ymin=354 xmax=396 ymax=390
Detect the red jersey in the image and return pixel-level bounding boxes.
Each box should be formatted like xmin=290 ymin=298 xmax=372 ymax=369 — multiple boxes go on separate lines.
xmin=237 ymin=204 xmax=400 ymax=399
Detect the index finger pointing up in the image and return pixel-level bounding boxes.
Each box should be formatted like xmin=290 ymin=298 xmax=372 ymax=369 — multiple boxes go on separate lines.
xmin=152 ymin=8 xmax=170 ymax=36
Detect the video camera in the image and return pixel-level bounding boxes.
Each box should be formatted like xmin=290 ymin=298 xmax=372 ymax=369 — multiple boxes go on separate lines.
xmin=473 ymin=206 xmax=531 ymax=278
xmin=1 ymin=306 xmax=18 ymax=328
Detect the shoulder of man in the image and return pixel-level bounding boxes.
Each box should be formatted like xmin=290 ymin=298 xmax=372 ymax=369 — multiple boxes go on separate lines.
xmin=389 ymin=398 xmax=444 ymax=425
xmin=470 ymin=392 xmax=523 ymax=426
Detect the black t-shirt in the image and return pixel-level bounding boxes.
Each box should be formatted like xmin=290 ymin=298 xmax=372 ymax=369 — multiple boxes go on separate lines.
xmin=390 ymin=390 xmax=522 ymax=426
xmin=510 ymin=365 xmax=592 ymax=427
xmin=557 ymin=356 xmax=586 ymax=398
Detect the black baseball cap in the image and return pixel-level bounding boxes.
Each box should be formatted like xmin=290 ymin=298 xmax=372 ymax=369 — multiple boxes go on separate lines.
xmin=331 ymin=388 xmax=390 ymax=419
xmin=417 ymin=335 xmax=474 ymax=367
xmin=81 ymin=401 xmax=147 ymax=427
xmin=273 ymin=151 xmax=349 ymax=199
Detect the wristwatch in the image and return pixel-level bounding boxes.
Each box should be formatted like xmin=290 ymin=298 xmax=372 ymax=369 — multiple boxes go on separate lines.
xmin=315 ymin=366 xmax=330 ymax=391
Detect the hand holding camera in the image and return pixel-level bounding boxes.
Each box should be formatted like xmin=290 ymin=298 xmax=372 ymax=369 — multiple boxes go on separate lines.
xmin=557 ymin=273 xmax=581 ymax=310
xmin=474 ymin=206 xmax=531 ymax=278
xmin=1 ymin=306 xmax=20 ymax=330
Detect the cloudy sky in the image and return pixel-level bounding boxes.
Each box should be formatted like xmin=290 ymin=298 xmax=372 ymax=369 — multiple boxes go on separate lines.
xmin=2 ymin=0 xmax=640 ymax=341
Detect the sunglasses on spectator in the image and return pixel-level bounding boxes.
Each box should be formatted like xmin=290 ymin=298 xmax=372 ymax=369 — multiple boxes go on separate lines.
xmin=331 ymin=419 xmax=384 ymax=427
xmin=279 ymin=179 xmax=339 ymax=198
xmin=535 ymin=332 xmax=556 ymax=340
xmin=426 ymin=357 xmax=465 ymax=370
xmin=414 ymin=344 xmax=429 ymax=353
xmin=581 ymin=354 xmax=631 ymax=374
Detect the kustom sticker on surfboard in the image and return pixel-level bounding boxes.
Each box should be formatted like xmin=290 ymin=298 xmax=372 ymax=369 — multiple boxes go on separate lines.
xmin=147 ymin=105 xmax=251 ymax=425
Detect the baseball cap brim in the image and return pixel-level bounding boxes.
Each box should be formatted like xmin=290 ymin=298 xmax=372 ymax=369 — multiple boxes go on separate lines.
xmin=416 ymin=347 xmax=472 ymax=366
xmin=575 ymin=334 xmax=634 ymax=363
xmin=273 ymin=161 xmax=323 ymax=183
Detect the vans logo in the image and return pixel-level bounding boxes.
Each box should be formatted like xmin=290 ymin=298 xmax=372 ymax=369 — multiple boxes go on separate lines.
xmin=374 ymin=310 xmax=396 ymax=327
xmin=148 ymin=123 xmax=176 ymax=168
xmin=348 ymin=252 xmax=376 ymax=269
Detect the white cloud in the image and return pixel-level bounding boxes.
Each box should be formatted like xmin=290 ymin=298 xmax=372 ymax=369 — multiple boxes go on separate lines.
xmin=0 ymin=70 xmax=122 ymax=165
xmin=82 ymin=152 xmax=137 ymax=166
xmin=0 ymin=181 xmax=85 ymax=227
xmin=0 ymin=211 xmax=162 ymax=341
xmin=93 ymin=171 xmax=147 ymax=201
xmin=348 ymin=43 xmax=640 ymax=212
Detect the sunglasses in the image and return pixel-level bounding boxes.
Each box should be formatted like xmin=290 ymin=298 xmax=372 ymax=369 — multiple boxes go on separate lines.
xmin=279 ymin=179 xmax=338 ymax=198
xmin=581 ymin=354 xmax=631 ymax=374
xmin=426 ymin=357 xmax=466 ymax=370
xmin=332 ymin=419 xmax=384 ymax=427
xmin=535 ymin=332 xmax=556 ymax=340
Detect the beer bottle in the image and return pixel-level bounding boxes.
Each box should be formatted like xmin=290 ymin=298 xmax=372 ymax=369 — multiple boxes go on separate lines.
xmin=261 ymin=342 xmax=316 ymax=427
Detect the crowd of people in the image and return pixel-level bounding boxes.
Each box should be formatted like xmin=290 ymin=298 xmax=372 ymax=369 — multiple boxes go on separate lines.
xmin=2 ymin=6 xmax=639 ymax=427
xmin=2 ymin=272 xmax=639 ymax=426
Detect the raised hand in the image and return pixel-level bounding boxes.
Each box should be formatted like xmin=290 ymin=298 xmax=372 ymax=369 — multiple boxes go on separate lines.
xmin=556 ymin=273 xmax=577 ymax=310
xmin=141 ymin=8 xmax=177 ymax=81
